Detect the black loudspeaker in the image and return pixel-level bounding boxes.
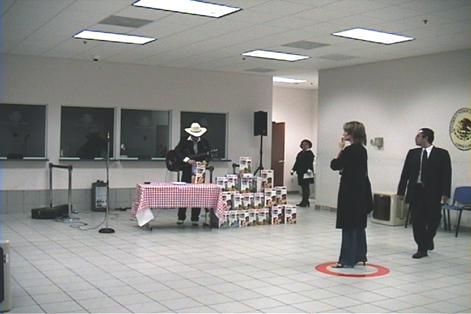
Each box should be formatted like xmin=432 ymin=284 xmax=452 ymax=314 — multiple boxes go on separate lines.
xmin=254 ymin=111 xmax=268 ymax=136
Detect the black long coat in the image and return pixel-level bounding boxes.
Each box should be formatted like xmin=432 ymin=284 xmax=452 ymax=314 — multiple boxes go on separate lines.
xmin=292 ymin=150 xmax=315 ymax=186
xmin=330 ymin=143 xmax=372 ymax=229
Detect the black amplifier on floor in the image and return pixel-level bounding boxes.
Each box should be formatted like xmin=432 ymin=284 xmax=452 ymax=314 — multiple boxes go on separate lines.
xmin=31 ymin=204 xmax=69 ymax=219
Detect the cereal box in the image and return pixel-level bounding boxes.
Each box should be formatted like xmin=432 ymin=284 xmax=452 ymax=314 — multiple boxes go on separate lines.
xmin=253 ymin=192 xmax=264 ymax=209
xmin=261 ymin=169 xmax=274 ymax=190
xmin=232 ymin=192 xmax=244 ymax=210
xmin=275 ymin=186 xmax=287 ymax=204
xmin=191 ymin=163 xmax=206 ymax=184
xmin=264 ymin=188 xmax=275 ymax=208
xmin=285 ymin=205 xmax=297 ymax=224
xmin=257 ymin=208 xmax=269 ymax=225
xmin=243 ymin=193 xmax=254 ymax=209
xmin=270 ymin=205 xmax=282 ymax=225
xmin=226 ymin=174 xmax=238 ymax=191
xmin=239 ymin=173 xmax=253 ymax=193
xmin=216 ymin=177 xmax=229 ymax=191
xmin=239 ymin=157 xmax=252 ymax=173
xmin=221 ymin=191 xmax=233 ymax=210
xmin=247 ymin=209 xmax=258 ymax=226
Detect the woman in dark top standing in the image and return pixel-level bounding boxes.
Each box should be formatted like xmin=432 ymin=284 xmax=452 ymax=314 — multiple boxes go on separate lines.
xmin=291 ymin=139 xmax=315 ymax=207
xmin=330 ymin=121 xmax=373 ymax=268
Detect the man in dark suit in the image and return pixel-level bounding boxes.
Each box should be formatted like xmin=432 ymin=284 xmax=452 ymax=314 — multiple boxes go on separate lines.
xmin=175 ymin=122 xmax=211 ymax=226
xmin=397 ymin=128 xmax=452 ymax=259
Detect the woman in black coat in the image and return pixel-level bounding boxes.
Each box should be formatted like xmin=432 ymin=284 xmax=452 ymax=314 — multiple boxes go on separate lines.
xmin=330 ymin=121 xmax=373 ymax=268
xmin=291 ymin=139 xmax=315 ymax=207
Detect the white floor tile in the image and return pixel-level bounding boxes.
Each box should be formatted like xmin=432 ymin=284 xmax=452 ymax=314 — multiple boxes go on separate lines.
xmin=3 ymin=204 xmax=469 ymax=314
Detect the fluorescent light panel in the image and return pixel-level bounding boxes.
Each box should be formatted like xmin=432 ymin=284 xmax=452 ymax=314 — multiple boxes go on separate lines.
xmin=74 ymin=30 xmax=155 ymax=45
xmin=332 ymin=28 xmax=414 ymax=45
xmin=133 ymin=0 xmax=241 ymax=18
xmin=242 ymin=50 xmax=309 ymax=62
xmin=273 ymin=77 xmax=307 ymax=84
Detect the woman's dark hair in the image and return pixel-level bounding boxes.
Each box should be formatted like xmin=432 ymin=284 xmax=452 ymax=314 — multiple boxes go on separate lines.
xmin=343 ymin=121 xmax=367 ymax=145
xmin=300 ymin=139 xmax=312 ymax=148
xmin=419 ymin=128 xmax=434 ymax=144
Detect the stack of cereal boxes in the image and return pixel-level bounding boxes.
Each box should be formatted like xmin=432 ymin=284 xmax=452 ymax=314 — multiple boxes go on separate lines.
xmin=216 ymin=157 xmax=296 ymax=228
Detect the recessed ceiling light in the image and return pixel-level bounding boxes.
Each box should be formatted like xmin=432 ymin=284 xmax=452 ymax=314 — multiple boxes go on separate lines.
xmin=74 ymin=30 xmax=156 ymax=45
xmin=273 ymin=77 xmax=307 ymax=84
xmin=332 ymin=28 xmax=414 ymax=45
xmin=133 ymin=0 xmax=241 ymax=18
xmin=242 ymin=50 xmax=310 ymax=62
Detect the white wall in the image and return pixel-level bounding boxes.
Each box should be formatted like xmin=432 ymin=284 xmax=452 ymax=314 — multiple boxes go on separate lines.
xmin=1 ymin=55 xmax=273 ymax=190
xmin=273 ymin=86 xmax=318 ymax=192
xmin=316 ymin=49 xmax=470 ymax=223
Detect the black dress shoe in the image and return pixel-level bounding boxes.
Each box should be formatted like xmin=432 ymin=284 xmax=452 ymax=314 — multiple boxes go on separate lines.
xmin=412 ymin=251 xmax=428 ymax=259
xmin=428 ymin=241 xmax=434 ymax=251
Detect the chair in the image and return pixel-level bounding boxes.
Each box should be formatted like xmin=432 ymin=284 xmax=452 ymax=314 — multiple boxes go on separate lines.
xmin=442 ymin=186 xmax=471 ymax=237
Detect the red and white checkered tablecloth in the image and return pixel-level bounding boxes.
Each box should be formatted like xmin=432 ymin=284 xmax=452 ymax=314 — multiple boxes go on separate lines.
xmin=131 ymin=182 xmax=224 ymax=225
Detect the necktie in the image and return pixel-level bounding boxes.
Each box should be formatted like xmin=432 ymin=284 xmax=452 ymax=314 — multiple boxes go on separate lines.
xmin=420 ymin=149 xmax=427 ymax=181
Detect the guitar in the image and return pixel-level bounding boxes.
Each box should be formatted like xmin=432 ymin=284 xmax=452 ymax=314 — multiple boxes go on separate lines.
xmin=166 ymin=149 xmax=218 ymax=171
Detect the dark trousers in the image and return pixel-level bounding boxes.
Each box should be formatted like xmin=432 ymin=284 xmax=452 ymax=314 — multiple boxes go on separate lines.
xmin=410 ymin=184 xmax=442 ymax=252
xmin=177 ymin=167 xmax=201 ymax=222
xmin=300 ymin=183 xmax=310 ymax=205
xmin=338 ymin=228 xmax=367 ymax=267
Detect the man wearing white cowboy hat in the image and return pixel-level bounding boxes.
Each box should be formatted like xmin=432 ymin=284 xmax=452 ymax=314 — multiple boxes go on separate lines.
xmin=174 ymin=122 xmax=211 ymax=226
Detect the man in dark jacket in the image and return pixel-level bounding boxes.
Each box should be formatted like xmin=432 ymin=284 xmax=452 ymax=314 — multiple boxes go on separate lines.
xmin=397 ymin=128 xmax=452 ymax=259
xmin=175 ymin=122 xmax=211 ymax=226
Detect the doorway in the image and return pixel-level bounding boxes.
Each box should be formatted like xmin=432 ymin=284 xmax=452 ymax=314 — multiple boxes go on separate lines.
xmin=271 ymin=122 xmax=285 ymax=186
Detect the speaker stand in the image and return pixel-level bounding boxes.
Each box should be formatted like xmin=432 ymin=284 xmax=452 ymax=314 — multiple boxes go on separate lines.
xmin=254 ymin=135 xmax=264 ymax=176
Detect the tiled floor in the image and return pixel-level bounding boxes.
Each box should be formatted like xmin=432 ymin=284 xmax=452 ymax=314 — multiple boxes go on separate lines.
xmin=2 ymin=195 xmax=469 ymax=313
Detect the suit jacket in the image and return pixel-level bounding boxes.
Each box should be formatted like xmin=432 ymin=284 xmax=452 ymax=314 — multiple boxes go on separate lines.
xmin=330 ymin=143 xmax=372 ymax=229
xmin=397 ymin=146 xmax=452 ymax=204
xmin=175 ymin=136 xmax=210 ymax=183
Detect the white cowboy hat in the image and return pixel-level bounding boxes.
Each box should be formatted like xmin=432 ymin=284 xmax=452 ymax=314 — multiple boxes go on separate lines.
xmin=185 ymin=122 xmax=207 ymax=137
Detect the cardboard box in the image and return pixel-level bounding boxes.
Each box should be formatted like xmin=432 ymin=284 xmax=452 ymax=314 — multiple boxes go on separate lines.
xmin=285 ymin=205 xmax=297 ymax=224
xmin=226 ymin=174 xmax=238 ymax=191
xmin=261 ymin=169 xmax=274 ymax=190
xmin=191 ymin=163 xmax=206 ymax=184
xmin=239 ymin=157 xmax=252 ymax=174
xmin=229 ymin=210 xmax=240 ymax=227
xmin=264 ymin=188 xmax=276 ymax=208
xmin=275 ymin=186 xmax=287 ymax=205
xmin=221 ymin=191 xmax=233 ymax=210
xmin=257 ymin=208 xmax=269 ymax=225
xmin=239 ymin=173 xmax=253 ymax=193
xmin=243 ymin=193 xmax=254 ymax=209
xmin=270 ymin=205 xmax=282 ymax=225
xmin=253 ymin=192 xmax=264 ymax=209
xmin=232 ymin=192 xmax=244 ymax=210
xmin=247 ymin=209 xmax=258 ymax=226
xmin=219 ymin=211 xmax=231 ymax=228
xmin=216 ymin=177 xmax=229 ymax=191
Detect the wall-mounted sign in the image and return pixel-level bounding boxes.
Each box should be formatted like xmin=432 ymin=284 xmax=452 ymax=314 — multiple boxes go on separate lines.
xmin=449 ymin=107 xmax=471 ymax=151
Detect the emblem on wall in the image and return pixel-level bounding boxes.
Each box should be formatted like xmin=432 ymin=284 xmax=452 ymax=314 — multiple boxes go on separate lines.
xmin=449 ymin=108 xmax=471 ymax=151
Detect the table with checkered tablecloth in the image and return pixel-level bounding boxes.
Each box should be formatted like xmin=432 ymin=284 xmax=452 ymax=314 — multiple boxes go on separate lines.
xmin=131 ymin=182 xmax=225 ymax=227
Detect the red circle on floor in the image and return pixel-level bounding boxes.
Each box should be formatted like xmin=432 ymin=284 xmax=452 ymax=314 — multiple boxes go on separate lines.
xmin=315 ymin=262 xmax=390 ymax=277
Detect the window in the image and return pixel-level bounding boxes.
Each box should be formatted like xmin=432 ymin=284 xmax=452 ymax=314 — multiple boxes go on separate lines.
xmin=120 ymin=109 xmax=170 ymax=159
xmin=60 ymin=106 xmax=114 ymax=159
xmin=0 ymin=103 xmax=46 ymax=159
xmin=180 ymin=111 xmax=227 ymax=160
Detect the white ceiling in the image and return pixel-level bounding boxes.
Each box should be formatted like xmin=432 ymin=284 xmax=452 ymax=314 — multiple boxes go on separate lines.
xmin=3 ymin=0 xmax=470 ymax=89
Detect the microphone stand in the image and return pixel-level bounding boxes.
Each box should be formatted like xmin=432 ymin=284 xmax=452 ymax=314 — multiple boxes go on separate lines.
xmin=99 ymin=133 xmax=115 ymax=234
